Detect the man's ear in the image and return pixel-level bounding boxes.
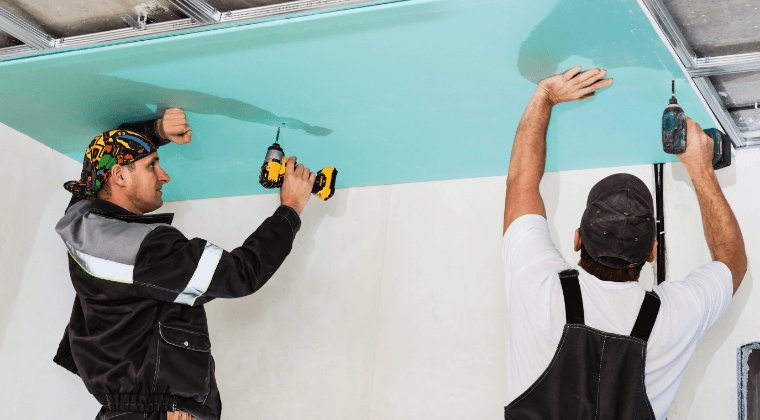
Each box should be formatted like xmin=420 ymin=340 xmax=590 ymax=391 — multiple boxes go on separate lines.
xmin=647 ymin=240 xmax=658 ymax=263
xmin=110 ymin=164 xmax=129 ymax=188
xmin=574 ymin=229 xmax=582 ymax=252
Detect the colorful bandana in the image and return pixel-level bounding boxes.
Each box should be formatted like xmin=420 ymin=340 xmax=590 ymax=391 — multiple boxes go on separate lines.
xmin=64 ymin=129 xmax=156 ymax=199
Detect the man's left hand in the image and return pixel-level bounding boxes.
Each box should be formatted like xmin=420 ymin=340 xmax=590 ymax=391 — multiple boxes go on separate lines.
xmin=158 ymin=108 xmax=192 ymax=145
xmin=538 ymin=67 xmax=613 ymax=106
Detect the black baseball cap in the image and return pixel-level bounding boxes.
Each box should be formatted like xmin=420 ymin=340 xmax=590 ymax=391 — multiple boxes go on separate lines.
xmin=579 ymin=174 xmax=656 ymax=269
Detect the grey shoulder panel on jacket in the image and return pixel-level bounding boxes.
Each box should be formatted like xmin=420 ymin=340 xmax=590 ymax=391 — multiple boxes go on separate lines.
xmin=56 ymin=200 xmax=174 ymax=268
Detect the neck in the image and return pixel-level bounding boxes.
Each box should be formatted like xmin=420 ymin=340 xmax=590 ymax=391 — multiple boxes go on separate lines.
xmin=578 ymin=258 xmax=640 ymax=283
xmin=101 ymin=194 xmax=144 ymax=215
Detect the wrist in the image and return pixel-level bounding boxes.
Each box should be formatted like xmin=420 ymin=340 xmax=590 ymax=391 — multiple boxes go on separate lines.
xmin=156 ymin=118 xmax=167 ymax=139
xmin=535 ymin=85 xmax=557 ymax=107
xmin=686 ymin=163 xmax=716 ymax=184
xmin=280 ymin=200 xmax=303 ymax=215
xmin=684 ymin=161 xmax=712 ymax=177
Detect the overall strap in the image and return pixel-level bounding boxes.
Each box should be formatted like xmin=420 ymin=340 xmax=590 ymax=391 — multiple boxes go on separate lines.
xmin=559 ymin=269 xmax=584 ymax=325
xmin=630 ymin=291 xmax=661 ymax=341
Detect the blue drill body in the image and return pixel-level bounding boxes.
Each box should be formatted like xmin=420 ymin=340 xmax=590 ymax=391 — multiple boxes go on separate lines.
xmin=661 ymin=80 xmax=731 ymax=170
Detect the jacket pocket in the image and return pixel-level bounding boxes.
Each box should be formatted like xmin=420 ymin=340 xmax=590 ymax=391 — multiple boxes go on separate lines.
xmin=152 ymin=323 xmax=212 ymax=401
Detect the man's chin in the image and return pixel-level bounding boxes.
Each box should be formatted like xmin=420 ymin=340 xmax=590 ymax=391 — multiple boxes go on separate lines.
xmin=141 ymin=198 xmax=163 ymax=214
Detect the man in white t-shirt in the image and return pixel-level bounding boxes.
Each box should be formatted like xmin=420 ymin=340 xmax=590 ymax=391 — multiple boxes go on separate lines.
xmin=501 ymin=67 xmax=747 ymax=420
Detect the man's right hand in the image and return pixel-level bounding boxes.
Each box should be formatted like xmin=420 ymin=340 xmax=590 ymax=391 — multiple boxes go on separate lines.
xmin=676 ymin=116 xmax=715 ymax=175
xmin=677 ymin=117 xmax=747 ymax=294
xmin=280 ymin=156 xmax=316 ymax=215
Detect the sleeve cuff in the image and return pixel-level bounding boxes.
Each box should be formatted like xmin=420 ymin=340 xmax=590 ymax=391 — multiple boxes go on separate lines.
xmin=53 ymin=347 xmax=79 ymax=375
xmin=274 ymin=205 xmax=302 ymax=240
xmin=152 ymin=119 xmax=171 ymax=147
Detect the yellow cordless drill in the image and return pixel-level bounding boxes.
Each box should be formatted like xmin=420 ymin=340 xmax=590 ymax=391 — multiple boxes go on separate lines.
xmin=259 ymin=128 xmax=338 ymax=201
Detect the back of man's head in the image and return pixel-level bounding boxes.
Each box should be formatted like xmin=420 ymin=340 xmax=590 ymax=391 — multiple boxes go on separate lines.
xmin=64 ymin=129 xmax=157 ymax=208
xmin=578 ymin=173 xmax=656 ymax=282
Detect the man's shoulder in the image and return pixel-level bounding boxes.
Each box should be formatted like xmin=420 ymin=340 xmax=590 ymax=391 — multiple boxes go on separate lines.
xmin=652 ymin=261 xmax=732 ymax=306
xmin=649 ymin=262 xmax=733 ymax=341
xmin=57 ymin=199 xmax=179 ymax=265
xmin=504 ymin=214 xmax=550 ymax=238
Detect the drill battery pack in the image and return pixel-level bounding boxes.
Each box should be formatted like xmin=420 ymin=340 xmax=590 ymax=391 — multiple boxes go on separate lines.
xmin=704 ymin=128 xmax=731 ymax=170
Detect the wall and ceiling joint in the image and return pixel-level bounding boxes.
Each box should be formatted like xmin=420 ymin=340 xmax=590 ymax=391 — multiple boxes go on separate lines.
xmin=638 ymin=0 xmax=696 ymax=67
xmin=0 ymin=6 xmax=55 ymax=50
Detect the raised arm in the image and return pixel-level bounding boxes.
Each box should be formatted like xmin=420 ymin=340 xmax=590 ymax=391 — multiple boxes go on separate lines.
xmin=117 ymin=108 xmax=193 ymax=147
xmin=504 ymin=67 xmax=612 ymax=234
xmin=678 ymin=117 xmax=747 ymax=294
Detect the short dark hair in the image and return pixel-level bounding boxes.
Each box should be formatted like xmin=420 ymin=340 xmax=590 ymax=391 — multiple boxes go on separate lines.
xmin=578 ymin=244 xmax=645 ymax=283
xmin=96 ymin=162 xmax=135 ymax=200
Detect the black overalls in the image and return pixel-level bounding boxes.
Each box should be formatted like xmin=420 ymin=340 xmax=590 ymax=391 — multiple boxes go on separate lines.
xmin=504 ymin=269 xmax=661 ymax=420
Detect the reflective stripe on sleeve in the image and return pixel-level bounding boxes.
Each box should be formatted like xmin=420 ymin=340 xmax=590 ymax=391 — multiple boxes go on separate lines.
xmin=65 ymin=242 xmax=134 ymax=283
xmin=174 ymin=242 xmax=223 ymax=306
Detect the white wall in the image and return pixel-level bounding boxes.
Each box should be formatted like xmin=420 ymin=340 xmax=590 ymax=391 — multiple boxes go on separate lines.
xmin=1 ymin=119 xmax=757 ymax=419
xmin=0 ymin=123 xmax=99 ymax=417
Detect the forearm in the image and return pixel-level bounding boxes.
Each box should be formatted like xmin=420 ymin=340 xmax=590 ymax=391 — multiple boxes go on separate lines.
xmin=689 ymin=167 xmax=747 ymax=292
xmin=507 ymin=88 xmax=554 ymax=187
xmin=117 ymin=119 xmax=171 ymax=147
xmin=503 ymin=67 xmax=610 ymax=234
xmin=503 ymin=88 xmax=553 ymax=233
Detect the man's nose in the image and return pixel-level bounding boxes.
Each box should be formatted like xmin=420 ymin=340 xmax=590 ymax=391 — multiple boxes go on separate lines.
xmin=159 ymin=167 xmax=170 ymax=184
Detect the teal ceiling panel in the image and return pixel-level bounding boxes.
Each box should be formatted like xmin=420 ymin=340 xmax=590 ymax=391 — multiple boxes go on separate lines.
xmin=0 ymin=0 xmax=712 ymax=201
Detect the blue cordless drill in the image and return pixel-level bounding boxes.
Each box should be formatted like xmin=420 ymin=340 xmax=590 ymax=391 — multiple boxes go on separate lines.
xmin=662 ymin=80 xmax=731 ymax=170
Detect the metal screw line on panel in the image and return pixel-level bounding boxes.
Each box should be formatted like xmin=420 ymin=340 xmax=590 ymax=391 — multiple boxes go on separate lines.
xmin=692 ymin=77 xmax=747 ymax=148
xmin=0 ymin=6 xmax=55 ymax=50
xmin=167 ymin=0 xmax=222 ymax=25
xmin=0 ymin=0 xmax=389 ymax=61
xmin=638 ymin=0 xmax=696 ymax=67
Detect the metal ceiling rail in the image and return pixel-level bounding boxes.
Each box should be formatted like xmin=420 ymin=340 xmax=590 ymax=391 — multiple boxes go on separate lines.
xmin=638 ymin=0 xmax=696 ymax=67
xmin=690 ymin=52 xmax=760 ymax=77
xmin=693 ymin=77 xmax=747 ymax=148
xmin=0 ymin=0 xmax=392 ymax=61
xmin=167 ymin=0 xmax=222 ymax=25
xmin=639 ymin=0 xmax=760 ymax=78
xmin=0 ymin=6 xmax=55 ymax=50
xmin=223 ymin=0 xmax=383 ymax=21
xmin=638 ymin=0 xmax=757 ymax=148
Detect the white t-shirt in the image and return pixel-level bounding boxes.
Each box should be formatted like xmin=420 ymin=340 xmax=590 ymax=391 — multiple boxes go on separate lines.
xmin=502 ymin=214 xmax=733 ymax=420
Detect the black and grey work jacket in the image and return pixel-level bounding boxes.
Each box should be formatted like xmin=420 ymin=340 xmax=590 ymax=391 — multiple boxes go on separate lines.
xmin=52 ymin=119 xmax=302 ymax=420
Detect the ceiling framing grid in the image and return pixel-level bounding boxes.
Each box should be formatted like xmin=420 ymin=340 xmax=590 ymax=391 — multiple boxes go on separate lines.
xmin=639 ymin=0 xmax=760 ymax=149
xmin=1 ymin=0 xmax=755 ymax=148
xmin=0 ymin=0 xmax=390 ymax=61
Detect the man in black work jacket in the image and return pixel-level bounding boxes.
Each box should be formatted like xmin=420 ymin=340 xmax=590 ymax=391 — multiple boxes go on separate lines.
xmin=53 ymin=108 xmax=316 ymax=420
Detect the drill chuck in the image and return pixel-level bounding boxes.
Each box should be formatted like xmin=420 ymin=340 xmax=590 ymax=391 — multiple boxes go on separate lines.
xmin=264 ymin=143 xmax=284 ymax=164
